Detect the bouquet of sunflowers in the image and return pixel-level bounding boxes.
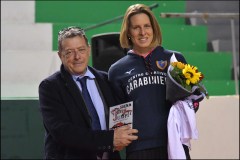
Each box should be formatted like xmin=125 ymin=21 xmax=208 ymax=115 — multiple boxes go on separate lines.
xmin=166 ymin=53 xmax=209 ymax=104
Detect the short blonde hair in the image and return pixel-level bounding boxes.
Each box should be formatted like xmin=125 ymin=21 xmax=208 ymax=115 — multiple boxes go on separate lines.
xmin=120 ymin=4 xmax=162 ymax=49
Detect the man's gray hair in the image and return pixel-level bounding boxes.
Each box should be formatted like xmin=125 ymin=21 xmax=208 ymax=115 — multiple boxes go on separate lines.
xmin=58 ymin=26 xmax=89 ymax=51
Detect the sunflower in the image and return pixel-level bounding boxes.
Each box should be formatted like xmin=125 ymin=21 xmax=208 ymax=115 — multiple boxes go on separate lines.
xmin=182 ymin=64 xmax=202 ymax=85
xmin=171 ymin=62 xmax=185 ymax=69
xmin=168 ymin=55 xmax=209 ymax=99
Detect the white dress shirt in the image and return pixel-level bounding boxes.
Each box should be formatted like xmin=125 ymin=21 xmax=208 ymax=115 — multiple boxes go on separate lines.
xmin=167 ymin=99 xmax=198 ymax=159
xmin=72 ymin=67 xmax=107 ymax=130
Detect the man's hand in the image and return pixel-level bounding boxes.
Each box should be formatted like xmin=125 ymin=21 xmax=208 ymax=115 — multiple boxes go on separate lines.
xmin=113 ymin=125 xmax=138 ymax=151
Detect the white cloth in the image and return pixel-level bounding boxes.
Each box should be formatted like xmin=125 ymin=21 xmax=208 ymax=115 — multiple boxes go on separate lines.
xmin=167 ymin=99 xmax=198 ymax=159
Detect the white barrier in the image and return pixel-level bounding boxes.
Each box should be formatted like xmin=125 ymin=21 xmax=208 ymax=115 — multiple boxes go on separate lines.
xmin=1 ymin=1 xmax=35 ymax=24
xmin=1 ymin=23 xmax=52 ymax=51
xmin=1 ymin=51 xmax=61 ymax=98
xmin=191 ymin=95 xmax=239 ymax=159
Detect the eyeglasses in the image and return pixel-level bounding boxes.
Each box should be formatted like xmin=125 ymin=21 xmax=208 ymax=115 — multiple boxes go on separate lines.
xmin=62 ymin=47 xmax=88 ymax=58
xmin=58 ymin=26 xmax=86 ymax=36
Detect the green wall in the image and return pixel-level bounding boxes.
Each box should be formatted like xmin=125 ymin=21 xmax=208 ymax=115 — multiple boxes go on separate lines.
xmin=36 ymin=1 xmax=194 ymax=53
xmin=1 ymin=99 xmax=44 ymax=159
xmin=35 ymin=1 xmax=186 ymax=24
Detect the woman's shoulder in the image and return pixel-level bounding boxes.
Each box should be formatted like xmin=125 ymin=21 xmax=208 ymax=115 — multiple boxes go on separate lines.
xmin=159 ymin=47 xmax=184 ymax=58
xmin=160 ymin=47 xmax=182 ymax=55
xmin=109 ymin=54 xmax=132 ymax=70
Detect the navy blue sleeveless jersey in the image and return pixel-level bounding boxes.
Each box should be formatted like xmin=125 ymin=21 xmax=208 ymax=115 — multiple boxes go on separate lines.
xmin=108 ymin=46 xmax=187 ymax=154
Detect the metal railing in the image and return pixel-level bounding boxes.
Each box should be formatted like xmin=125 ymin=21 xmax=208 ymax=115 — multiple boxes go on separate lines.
xmin=84 ymin=3 xmax=159 ymax=31
xmin=160 ymin=12 xmax=239 ymax=19
xmin=160 ymin=12 xmax=239 ymax=95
